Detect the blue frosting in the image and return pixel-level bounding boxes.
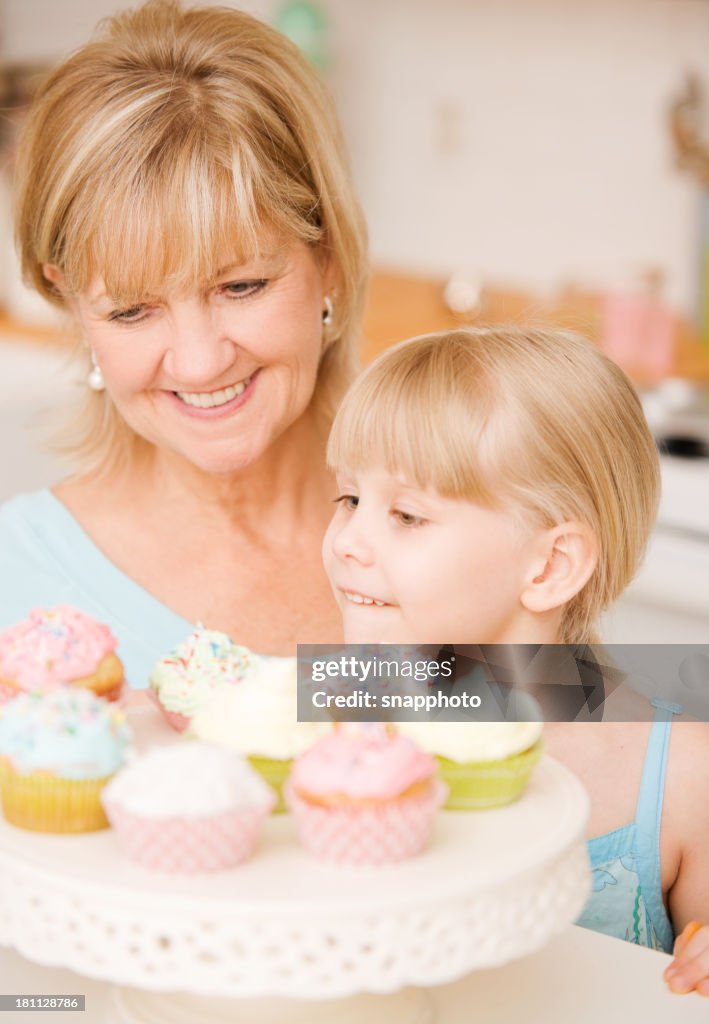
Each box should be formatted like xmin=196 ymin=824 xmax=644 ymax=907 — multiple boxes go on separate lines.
xmin=0 ymin=687 xmax=131 ymax=779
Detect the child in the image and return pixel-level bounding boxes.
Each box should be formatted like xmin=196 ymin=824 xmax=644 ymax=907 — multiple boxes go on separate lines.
xmin=322 ymin=326 xmax=709 ymax=996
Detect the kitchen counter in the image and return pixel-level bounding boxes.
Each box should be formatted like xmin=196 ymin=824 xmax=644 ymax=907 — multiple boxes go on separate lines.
xmin=1 ymin=925 xmax=707 ymax=1023
xmin=362 ymin=270 xmax=709 ymax=384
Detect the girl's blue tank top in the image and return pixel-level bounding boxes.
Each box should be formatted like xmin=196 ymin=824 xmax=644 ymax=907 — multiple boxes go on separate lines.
xmin=576 ymin=698 xmax=682 ymax=952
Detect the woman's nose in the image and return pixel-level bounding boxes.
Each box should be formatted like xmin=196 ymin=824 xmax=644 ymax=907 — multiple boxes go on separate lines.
xmin=163 ymin=302 xmax=236 ymax=386
xmin=330 ymin=509 xmax=376 ymax=566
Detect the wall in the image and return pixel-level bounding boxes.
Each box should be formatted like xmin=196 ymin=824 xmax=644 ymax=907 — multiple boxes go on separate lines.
xmin=3 ymin=0 xmax=709 ymax=312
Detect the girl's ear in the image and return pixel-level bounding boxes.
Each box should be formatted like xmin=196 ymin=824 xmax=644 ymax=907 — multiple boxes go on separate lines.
xmin=42 ymin=264 xmax=67 ymax=294
xmin=520 ymin=522 xmax=598 ymax=614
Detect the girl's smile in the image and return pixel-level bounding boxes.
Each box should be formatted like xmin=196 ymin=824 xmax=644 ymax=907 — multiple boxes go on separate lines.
xmin=323 ymin=465 xmax=541 ymax=645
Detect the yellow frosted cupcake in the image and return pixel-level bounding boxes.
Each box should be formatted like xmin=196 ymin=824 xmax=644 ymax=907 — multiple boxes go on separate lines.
xmin=397 ymin=721 xmax=543 ymax=810
xmin=189 ymin=656 xmax=330 ymax=812
xmin=0 ymin=687 xmax=131 ymax=832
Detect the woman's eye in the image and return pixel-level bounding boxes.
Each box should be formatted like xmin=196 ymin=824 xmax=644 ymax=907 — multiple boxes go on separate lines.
xmin=108 ymin=304 xmax=150 ymax=323
xmin=334 ymin=494 xmax=359 ymax=511
xmin=393 ymin=509 xmax=426 ymax=528
xmin=221 ymin=279 xmax=268 ymax=299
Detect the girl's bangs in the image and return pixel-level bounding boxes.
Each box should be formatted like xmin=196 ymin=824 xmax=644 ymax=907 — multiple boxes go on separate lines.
xmin=327 ymin=349 xmax=497 ymax=505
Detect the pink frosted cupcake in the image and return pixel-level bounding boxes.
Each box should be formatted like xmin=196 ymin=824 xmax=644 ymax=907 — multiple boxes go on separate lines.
xmin=285 ymin=725 xmax=447 ymax=866
xmin=148 ymin=626 xmax=253 ymax=732
xmin=0 ymin=606 xmax=124 ymax=704
xmin=102 ymin=742 xmax=276 ymax=872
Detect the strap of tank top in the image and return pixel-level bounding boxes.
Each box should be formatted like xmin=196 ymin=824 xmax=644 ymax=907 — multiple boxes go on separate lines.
xmin=633 ymin=697 xmax=683 ymax=948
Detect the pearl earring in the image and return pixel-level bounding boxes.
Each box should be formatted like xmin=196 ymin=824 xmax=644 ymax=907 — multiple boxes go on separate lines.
xmin=322 ymin=295 xmax=333 ymax=326
xmin=87 ymin=351 xmax=105 ymax=392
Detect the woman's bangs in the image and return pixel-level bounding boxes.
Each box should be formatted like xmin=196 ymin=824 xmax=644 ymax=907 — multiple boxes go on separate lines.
xmin=69 ymin=139 xmax=294 ymax=303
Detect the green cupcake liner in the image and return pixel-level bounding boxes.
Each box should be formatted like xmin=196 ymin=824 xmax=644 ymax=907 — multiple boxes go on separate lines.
xmin=248 ymin=756 xmax=291 ymax=814
xmin=437 ymin=738 xmax=544 ymax=810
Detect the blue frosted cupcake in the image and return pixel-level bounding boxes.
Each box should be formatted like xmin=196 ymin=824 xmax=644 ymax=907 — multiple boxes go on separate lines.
xmin=0 ymin=686 xmax=131 ymax=832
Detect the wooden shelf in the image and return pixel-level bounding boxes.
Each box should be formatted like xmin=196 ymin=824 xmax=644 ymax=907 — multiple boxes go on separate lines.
xmin=362 ymin=269 xmax=709 ymax=385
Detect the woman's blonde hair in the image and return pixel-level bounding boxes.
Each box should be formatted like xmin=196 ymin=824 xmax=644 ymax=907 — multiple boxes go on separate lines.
xmin=16 ymin=0 xmax=368 ymax=472
xmin=327 ymin=328 xmax=660 ymax=644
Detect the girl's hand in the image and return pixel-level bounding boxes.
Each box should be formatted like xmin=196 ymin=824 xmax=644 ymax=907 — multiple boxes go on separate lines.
xmin=664 ymin=921 xmax=709 ymax=995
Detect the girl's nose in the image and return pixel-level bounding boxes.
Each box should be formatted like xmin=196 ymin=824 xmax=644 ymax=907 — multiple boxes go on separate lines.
xmin=330 ymin=509 xmax=376 ymax=566
xmin=163 ymin=301 xmax=237 ymax=387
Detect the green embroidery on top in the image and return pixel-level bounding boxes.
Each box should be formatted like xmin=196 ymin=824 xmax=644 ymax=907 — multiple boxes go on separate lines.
xmin=632 ymin=885 xmax=642 ymax=944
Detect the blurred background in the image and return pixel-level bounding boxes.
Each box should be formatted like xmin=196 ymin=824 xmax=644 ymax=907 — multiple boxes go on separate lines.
xmin=0 ymin=0 xmax=707 ymax=642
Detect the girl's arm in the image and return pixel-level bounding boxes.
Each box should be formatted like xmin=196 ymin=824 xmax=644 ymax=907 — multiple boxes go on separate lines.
xmin=663 ymin=722 xmax=709 ymax=995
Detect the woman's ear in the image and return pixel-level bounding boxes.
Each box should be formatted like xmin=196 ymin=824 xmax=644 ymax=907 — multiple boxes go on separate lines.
xmin=520 ymin=522 xmax=598 ymax=614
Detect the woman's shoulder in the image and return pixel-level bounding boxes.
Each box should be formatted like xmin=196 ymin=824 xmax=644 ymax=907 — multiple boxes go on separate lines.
xmin=0 ymin=488 xmax=57 ymax=541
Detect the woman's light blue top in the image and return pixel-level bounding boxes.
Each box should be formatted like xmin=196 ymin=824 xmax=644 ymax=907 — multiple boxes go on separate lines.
xmin=576 ymin=698 xmax=682 ymax=952
xmin=0 ymin=490 xmax=194 ymax=688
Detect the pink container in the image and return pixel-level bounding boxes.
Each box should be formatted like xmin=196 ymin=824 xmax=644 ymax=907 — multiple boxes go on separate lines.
xmin=285 ymin=779 xmax=447 ymax=866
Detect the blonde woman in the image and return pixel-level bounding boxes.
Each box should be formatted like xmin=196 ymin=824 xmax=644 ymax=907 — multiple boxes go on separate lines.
xmin=0 ymin=0 xmax=367 ymax=682
xmin=323 ymin=327 xmax=709 ymax=992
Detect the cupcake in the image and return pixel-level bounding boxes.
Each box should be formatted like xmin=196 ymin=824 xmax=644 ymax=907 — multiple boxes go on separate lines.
xmin=0 ymin=606 xmax=125 ymax=703
xmin=102 ymin=742 xmax=276 ymax=872
xmin=397 ymin=721 xmax=543 ymax=810
xmin=0 ymin=687 xmax=131 ymax=833
xmin=285 ymin=724 xmax=447 ymax=865
xmin=189 ymin=655 xmax=330 ymax=812
xmin=149 ymin=626 xmax=253 ymax=732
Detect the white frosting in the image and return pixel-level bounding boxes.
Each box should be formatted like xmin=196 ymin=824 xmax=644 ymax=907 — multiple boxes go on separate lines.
xmin=190 ymin=655 xmax=330 ymax=759
xmin=396 ymin=721 xmax=543 ymax=763
xmin=101 ymin=741 xmax=275 ymax=817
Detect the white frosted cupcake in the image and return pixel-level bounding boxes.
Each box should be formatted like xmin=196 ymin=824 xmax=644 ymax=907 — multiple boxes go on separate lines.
xmin=149 ymin=626 xmax=253 ymax=732
xmin=397 ymin=721 xmax=543 ymax=810
xmin=102 ymin=742 xmax=275 ymax=872
xmin=189 ymin=656 xmax=331 ymax=811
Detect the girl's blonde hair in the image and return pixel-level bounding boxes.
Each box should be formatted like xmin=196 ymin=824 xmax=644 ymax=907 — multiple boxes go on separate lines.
xmin=327 ymin=328 xmax=660 ymax=644
xmin=16 ymin=0 xmax=367 ymax=472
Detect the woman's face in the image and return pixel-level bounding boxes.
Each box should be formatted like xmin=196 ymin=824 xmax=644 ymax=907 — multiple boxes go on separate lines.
xmin=66 ymin=240 xmax=331 ymax=474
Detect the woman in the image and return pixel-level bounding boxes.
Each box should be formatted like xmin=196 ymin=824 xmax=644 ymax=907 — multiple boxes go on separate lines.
xmin=0 ymin=0 xmax=368 ymax=685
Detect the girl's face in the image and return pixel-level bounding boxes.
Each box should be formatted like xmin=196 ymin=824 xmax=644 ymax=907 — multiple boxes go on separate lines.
xmin=67 ymin=240 xmax=331 ymax=474
xmin=322 ymin=465 xmax=540 ymax=645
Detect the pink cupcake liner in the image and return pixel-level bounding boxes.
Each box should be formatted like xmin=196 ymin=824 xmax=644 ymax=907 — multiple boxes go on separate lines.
xmin=285 ymin=779 xmax=447 ymax=866
xmin=103 ymin=800 xmax=273 ymax=872
xmin=146 ymin=689 xmax=191 ymax=733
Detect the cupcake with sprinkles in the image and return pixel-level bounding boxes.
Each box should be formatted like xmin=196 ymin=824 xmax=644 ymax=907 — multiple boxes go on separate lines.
xmin=149 ymin=626 xmax=253 ymax=732
xmin=0 ymin=686 xmax=131 ymax=833
xmin=0 ymin=606 xmax=125 ymax=704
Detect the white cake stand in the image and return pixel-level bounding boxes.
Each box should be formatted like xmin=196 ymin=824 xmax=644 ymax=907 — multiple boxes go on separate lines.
xmin=0 ymin=708 xmax=591 ymax=1024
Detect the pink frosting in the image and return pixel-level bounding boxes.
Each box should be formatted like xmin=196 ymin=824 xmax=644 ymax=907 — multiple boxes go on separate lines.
xmin=291 ymin=724 xmax=436 ymax=800
xmin=0 ymin=606 xmax=118 ymax=689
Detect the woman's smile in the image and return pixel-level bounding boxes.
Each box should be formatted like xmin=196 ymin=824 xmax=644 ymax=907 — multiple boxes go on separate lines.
xmin=166 ymin=368 xmax=261 ymax=419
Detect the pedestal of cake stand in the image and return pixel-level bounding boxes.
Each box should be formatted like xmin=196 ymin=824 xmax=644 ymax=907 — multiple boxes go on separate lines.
xmin=107 ymin=986 xmax=433 ymax=1024
xmin=0 ymin=752 xmax=590 ymax=1024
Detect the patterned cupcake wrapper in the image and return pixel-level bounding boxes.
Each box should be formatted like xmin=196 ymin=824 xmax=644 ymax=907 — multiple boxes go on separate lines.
xmin=145 ymin=689 xmax=191 ymax=732
xmin=285 ymin=779 xmax=448 ymax=866
xmin=437 ymin=738 xmax=544 ymax=810
xmin=0 ymin=761 xmax=112 ymax=833
xmin=103 ymin=800 xmax=274 ymax=873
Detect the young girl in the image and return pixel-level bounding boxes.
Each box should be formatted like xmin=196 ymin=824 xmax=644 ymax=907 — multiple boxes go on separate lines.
xmin=322 ymin=326 xmax=709 ymax=996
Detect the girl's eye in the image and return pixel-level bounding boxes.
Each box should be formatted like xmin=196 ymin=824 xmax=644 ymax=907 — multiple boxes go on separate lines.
xmin=221 ymin=279 xmax=268 ymax=299
xmin=393 ymin=509 xmax=426 ymax=528
xmin=334 ymin=494 xmax=359 ymax=511
xmin=108 ymin=304 xmax=150 ymax=324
